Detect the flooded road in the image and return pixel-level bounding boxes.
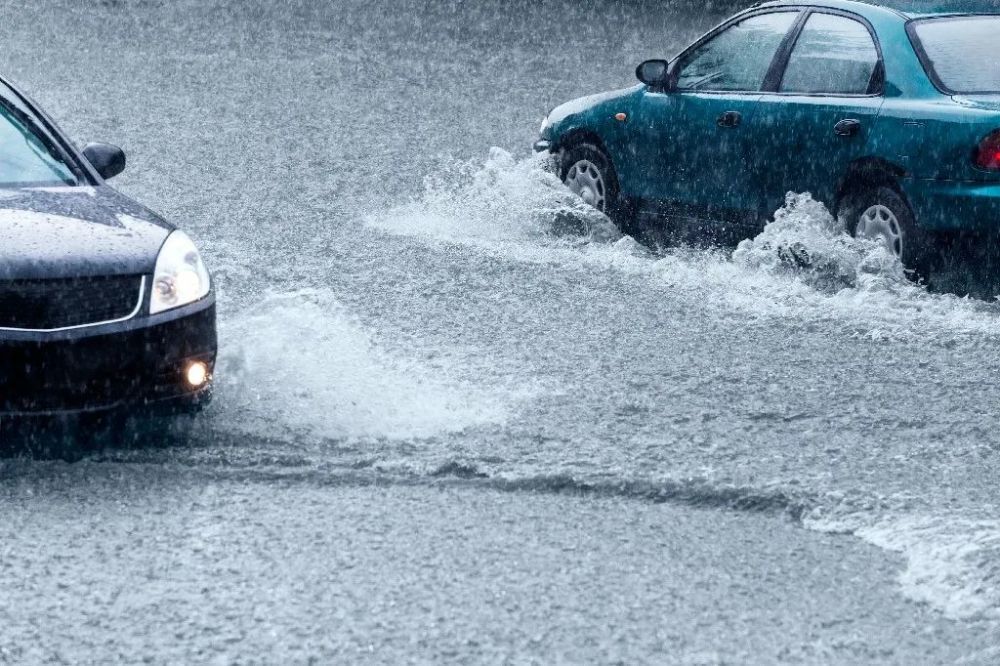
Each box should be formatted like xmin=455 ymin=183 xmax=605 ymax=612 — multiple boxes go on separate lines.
xmin=2 ymin=0 xmax=1000 ymax=662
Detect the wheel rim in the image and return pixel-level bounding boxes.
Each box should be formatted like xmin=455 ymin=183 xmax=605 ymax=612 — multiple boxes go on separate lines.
xmin=564 ymin=159 xmax=606 ymax=211
xmin=857 ymin=204 xmax=903 ymax=258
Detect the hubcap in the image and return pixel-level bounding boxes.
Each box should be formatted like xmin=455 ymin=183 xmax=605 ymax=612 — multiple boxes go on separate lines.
xmin=564 ymin=159 xmax=606 ymax=211
xmin=857 ymin=204 xmax=903 ymax=258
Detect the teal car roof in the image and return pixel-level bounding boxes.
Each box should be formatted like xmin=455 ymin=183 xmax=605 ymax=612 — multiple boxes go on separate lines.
xmin=758 ymin=0 xmax=1000 ymax=18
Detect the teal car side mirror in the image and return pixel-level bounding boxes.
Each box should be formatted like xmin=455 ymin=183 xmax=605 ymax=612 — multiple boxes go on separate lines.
xmin=636 ymin=59 xmax=670 ymax=90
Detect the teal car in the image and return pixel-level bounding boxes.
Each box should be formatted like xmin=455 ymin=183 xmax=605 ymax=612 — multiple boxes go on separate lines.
xmin=535 ymin=0 xmax=1000 ymax=276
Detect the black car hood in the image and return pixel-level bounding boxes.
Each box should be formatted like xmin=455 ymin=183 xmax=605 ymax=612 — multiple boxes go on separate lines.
xmin=0 ymin=185 xmax=173 ymax=280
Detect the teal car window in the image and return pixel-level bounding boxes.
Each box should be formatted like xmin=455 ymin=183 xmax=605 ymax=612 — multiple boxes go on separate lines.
xmin=780 ymin=13 xmax=878 ymax=95
xmin=912 ymin=17 xmax=1000 ymax=94
xmin=0 ymin=103 xmax=77 ymax=187
xmin=675 ymin=11 xmax=798 ymax=92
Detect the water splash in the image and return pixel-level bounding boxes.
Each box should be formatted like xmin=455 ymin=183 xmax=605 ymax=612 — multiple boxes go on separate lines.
xmin=733 ymin=191 xmax=906 ymax=291
xmin=371 ymin=150 xmax=1000 ymax=344
xmin=368 ymin=147 xmax=620 ymax=248
xmin=213 ymin=289 xmax=509 ymax=440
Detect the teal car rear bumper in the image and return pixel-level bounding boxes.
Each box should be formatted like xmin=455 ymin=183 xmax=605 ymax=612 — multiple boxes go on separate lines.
xmin=902 ymin=179 xmax=1000 ymax=232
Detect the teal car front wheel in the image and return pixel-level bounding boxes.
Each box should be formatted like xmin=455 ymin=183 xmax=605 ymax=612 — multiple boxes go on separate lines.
xmin=561 ymin=143 xmax=616 ymax=213
xmin=559 ymin=143 xmax=636 ymax=235
xmin=565 ymin=157 xmax=606 ymax=210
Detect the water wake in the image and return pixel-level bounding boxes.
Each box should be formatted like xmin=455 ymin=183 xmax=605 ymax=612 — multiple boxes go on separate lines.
xmin=807 ymin=508 xmax=1000 ymax=621
xmin=364 ymin=147 xmax=1000 ymax=619
xmin=371 ymin=148 xmax=1000 ymax=344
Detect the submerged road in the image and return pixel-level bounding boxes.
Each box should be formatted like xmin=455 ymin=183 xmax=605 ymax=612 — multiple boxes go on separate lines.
xmin=1 ymin=0 xmax=999 ymax=662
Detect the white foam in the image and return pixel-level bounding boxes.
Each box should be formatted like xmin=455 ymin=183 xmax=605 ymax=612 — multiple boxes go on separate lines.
xmin=809 ymin=509 xmax=1000 ymax=620
xmin=732 ymin=191 xmax=906 ymax=290
xmin=213 ymin=289 xmax=509 ymax=440
xmin=368 ymin=147 xmax=619 ymax=249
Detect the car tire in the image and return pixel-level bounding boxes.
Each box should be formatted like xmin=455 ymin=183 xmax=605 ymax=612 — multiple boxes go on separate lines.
xmin=560 ymin=143 xmax=636 ymax=235
xmin=839 ymin=185 xmax=934 ymax=281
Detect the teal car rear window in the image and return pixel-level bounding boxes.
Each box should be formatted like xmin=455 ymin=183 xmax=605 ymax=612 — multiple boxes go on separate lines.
xmin=911 ymin=16 xmax=1000 ymax=94
xmin=780 ymin=13 xmax=879 ymax=95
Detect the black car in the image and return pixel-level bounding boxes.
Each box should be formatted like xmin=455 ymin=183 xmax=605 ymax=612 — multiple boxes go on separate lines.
xmin=0 ymin=75 xmax=216 ymax=418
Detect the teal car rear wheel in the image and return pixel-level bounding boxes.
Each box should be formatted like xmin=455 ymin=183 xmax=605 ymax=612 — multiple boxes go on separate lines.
xmin=840 ymin=185 xmax=934 ymax=281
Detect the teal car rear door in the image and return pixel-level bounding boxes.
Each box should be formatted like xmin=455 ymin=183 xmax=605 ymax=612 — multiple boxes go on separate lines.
xmin=752 ymin=10 xmax=886 ymax=217
xmin=633 ymin=10 xmax=801 ymax=220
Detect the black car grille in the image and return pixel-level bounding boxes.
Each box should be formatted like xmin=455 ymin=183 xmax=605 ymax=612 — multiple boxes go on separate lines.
xmin=0 ymin=275 xmax=143 ymax=330
xmin=0 ymin=303 xmax=216 ymax=414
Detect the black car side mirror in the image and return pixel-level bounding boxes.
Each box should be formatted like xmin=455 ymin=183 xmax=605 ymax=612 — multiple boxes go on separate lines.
xmin=82 ymin=142 xmax=126 ymax=180
xmin=636 ymin=59 xmax=671 ymax=89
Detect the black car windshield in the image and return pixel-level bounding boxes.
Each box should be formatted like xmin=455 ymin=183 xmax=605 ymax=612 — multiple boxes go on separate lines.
xmin=0 ymin=100 xmax=78 ymax=187
xmin=911 ymin=16 xmax=1000 ymax=94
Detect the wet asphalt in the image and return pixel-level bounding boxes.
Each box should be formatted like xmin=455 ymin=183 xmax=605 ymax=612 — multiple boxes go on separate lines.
xmin=1 ymin=0 xmax=1000 ymax=663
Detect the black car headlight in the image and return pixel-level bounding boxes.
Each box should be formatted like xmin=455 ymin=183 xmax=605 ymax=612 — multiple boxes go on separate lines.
xmin=150 ymin=230 xmax=211 ymax=314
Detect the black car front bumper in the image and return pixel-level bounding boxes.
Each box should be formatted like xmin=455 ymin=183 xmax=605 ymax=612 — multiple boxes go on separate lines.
xmin=0 ymin=298 xmax=217 ymax=416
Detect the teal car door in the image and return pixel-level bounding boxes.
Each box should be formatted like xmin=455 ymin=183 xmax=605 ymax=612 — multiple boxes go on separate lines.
xmin=633 ymin=10 xmax=800 ymax=220
xmin=753 ymin=10 xmax=886 ymax=217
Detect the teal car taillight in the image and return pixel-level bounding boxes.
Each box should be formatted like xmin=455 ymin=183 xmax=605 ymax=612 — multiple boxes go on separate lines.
xmin=975 ymin=131 xmax=1000 ymax=171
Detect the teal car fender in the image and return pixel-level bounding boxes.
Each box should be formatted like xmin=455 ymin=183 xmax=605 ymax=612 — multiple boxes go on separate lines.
xmin=541 ymin=86 xmax=645 ymax=191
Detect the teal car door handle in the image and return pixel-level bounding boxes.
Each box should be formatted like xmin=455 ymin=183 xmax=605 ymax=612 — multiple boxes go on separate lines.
xmin=834 ymin=119 xmax=862 ymax=137
xmin=717 ymin=111 xmax=742 ymax=128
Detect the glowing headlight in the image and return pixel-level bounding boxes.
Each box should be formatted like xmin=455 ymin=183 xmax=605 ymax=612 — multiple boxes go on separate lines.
xmin=150 ymin=230 xmax=211 ymax=314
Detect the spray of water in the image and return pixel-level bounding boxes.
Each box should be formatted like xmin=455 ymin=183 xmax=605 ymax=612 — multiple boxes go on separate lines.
xmin=372 ymin=149 xmax=1000 ymax=344
xmin=368 ymin=147 xmax=620 ymax=248
xmin=214 ymin=289 xmax=509 ymax=441
xmin=732 ymin=191 xmax=906 ymax=291
xmin=189 ymin=148 xmax=1000 ymax=621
